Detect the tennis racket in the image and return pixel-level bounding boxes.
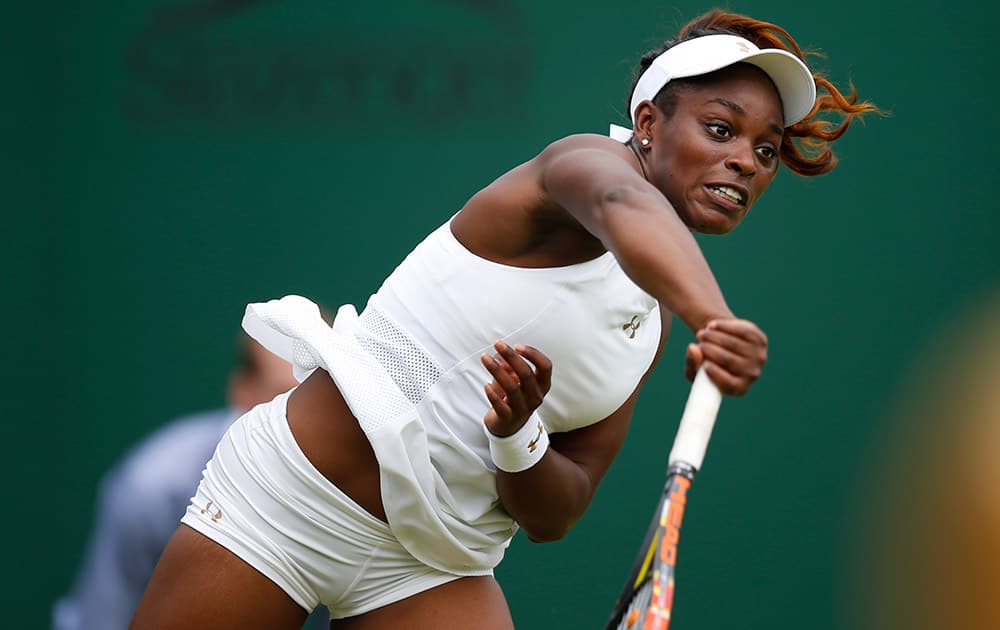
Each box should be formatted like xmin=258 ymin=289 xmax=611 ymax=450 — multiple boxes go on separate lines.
xmin=605 ymin=368 xmax=722 ymax=630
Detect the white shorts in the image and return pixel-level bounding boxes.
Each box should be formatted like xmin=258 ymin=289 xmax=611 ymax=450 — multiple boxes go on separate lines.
xmin=181 ymin=391 xmax=474 ymax=619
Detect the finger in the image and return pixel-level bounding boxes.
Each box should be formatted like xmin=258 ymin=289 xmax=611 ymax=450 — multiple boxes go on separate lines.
xmin=498 ymin=357 xmax=520 ymax=382
xmin=701 ymin=362 xmax=745 ymax=397
xmin=494 ymin=341 xmax=536 ymax=385
xmin=702 ymin=361 xmax=752 ymax=397
xmin=481 ymin=352 xmax=516 ymax=386
xmin=482 ymin=352 xmax=527 ymax=410
xmin=487 ymin=351 xmax=520 ymax=385
xmin=703 ymin=319 xmax=768 ymax=346
xmin=696 ymin=327 xmax=766 ymax=359
xmin=484 ymin=382 xmax=512 ymax=420
xmin=514 ymin=344 xmax=552 ymax=393
xmin=483 ymin=384 xmax=513 ymax=437
xmin=684 ymin=343 xmax=703 ymax=382
xmin=494 ymin=342 xmax=541 ymax=405
xmin=697 ymin=339 xmax=763 ymax=382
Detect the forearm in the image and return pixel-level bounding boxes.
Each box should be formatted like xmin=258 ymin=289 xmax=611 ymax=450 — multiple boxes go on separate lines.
xmin=479 ymin=329 xmax=640 ymax=543
xmin=496 ymin=447 xmax=594 ymax=542
xmin=599 ymin=189 xmax=733 ymax=331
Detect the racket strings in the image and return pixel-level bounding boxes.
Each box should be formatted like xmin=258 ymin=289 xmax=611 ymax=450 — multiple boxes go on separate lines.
xmin=616 ymin=579 xmax=654 ymax=629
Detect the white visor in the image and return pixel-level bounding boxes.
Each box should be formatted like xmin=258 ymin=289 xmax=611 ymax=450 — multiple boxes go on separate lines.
xmin=611 ymin=34 xmax=817 ymax=141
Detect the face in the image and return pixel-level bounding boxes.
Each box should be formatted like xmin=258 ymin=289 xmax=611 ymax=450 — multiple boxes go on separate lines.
xmin=227 ymin=337 xmax=298 ymax=412
xmin=637 ymin=63 xmax=784 ymax=234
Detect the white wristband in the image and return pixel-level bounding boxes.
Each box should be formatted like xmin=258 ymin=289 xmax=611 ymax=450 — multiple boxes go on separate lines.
xmin=487 ymin=414 xmax=549 ymax=473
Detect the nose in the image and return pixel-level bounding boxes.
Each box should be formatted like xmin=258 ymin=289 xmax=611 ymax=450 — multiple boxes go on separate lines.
xmin=725 ymin=142 xmax=756 ymax=177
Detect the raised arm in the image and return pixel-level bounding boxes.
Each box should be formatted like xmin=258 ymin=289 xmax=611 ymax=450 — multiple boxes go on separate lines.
xmin=538 ymin=136 xmax=732 ymax=332
xmin=474 ymin=135 xmax=767 ymax=540
xmin=538 ymin=135 xmax=767 ymax=396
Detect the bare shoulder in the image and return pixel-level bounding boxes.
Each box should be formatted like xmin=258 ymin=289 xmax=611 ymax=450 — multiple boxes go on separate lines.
xmin=452 ymin=133 xmax=628 ymax=266
xmin=468 ymin=133 xmax=633 ymax=210
xmin=531 ymin=133 xmax=632 ymax=168
xmin=532 ymin=133 xmax=647 ymax=204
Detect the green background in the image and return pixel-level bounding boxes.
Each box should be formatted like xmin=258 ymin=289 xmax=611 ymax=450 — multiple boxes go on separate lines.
xmin=9 ymin=1 xmax=998 ymax=628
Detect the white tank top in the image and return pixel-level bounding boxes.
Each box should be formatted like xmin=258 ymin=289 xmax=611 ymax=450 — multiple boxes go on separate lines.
xmin=242 ymin=216 xmax=660 ymax=575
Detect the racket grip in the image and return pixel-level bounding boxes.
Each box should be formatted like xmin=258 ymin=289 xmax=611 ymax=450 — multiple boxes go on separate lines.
xmin=667 ymin=367 xmax=723 ymax=471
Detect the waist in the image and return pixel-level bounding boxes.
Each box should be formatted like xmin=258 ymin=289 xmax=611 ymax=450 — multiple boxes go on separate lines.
xmin=285 ymin=369 xmax=386 ymax=522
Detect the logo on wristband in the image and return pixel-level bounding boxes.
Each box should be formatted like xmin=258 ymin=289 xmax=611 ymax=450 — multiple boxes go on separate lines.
xmin=528 ymin=421 xmax=544 ymax=452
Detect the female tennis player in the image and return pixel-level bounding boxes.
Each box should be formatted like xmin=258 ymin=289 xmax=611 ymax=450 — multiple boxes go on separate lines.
xmin=132 ymin=9 xmax=876 ymax=629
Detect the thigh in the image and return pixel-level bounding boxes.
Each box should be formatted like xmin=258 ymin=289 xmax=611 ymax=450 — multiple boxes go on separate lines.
xmin=131 ymin=524 xmax=309 ymax=630
xmin=331 ymin=576 xmax=513 ymax=630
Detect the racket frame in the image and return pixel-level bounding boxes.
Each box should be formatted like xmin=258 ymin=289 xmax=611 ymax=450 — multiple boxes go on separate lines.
xmin=605 ymin=369 xmax=721 ymax=630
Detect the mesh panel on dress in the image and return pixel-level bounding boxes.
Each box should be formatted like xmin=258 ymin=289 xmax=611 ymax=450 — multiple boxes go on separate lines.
xmin=357 ymin=305 xmax=442 ymax=406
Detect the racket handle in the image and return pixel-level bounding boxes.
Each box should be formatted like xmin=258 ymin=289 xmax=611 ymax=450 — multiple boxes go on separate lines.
xmin=667 ymin=367 xmax=723 ymax=471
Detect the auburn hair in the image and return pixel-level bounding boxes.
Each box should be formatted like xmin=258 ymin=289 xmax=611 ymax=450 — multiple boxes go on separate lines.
xmin=630 ymin=9 xmax=880 ymax=176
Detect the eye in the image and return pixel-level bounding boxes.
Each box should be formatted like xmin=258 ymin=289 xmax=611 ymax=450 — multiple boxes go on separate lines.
xmin=756 ymin=145 xmax=778 ymax=163
xmin=706 ymin=122 xmax=732 ymax=139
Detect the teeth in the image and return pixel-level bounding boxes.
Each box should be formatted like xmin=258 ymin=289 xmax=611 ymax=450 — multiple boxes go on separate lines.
xmin=711 ymin=186 xmax=744 ymax=204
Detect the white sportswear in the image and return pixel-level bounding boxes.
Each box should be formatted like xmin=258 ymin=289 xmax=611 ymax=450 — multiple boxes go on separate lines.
xmin=242 ymin=216 xmax=661 ymax=575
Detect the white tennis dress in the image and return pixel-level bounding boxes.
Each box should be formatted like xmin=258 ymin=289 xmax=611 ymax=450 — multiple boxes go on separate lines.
xmin=183 ymin=216 xmax=661 ymax=614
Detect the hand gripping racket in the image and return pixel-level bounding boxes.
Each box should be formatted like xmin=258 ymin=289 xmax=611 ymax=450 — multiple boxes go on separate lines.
xmin=606 ymin=368 xmax=723 ymax=630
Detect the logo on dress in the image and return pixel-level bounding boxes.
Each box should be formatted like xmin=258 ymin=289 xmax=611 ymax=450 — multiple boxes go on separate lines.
xmin=200 ymin=500 xmax=223 ymax=522
xmin=622 ymin=315 xmax=641 ymax=339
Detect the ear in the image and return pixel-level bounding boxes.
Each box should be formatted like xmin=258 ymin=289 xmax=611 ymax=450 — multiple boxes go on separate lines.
xmin=632 ymin=100 xmax=660 ymax=145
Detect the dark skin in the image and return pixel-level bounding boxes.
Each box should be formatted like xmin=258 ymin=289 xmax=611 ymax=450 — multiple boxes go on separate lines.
xmin=132 ymin=63 xmax=775 ymax=630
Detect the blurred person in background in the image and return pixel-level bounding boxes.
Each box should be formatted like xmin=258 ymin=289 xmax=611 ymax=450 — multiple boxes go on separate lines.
xmin=54 ymin=332 xmax=330 ymax=630
xmin=855 ymin=293 xmax=1000 ymax=630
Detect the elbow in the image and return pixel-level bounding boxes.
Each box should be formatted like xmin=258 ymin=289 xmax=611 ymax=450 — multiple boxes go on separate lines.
xmin=598 ymin=185 xmax=645 ymax=211
xmin=596 ymin=186 xmax=657 ymax=239
xmin=523 ymin=527 xmax=568 ymax=544
xmin=519 ymin=518 xmax=577 ymax=544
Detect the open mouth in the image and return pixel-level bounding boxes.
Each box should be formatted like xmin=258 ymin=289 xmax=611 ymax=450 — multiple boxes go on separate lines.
xmin=707 ymin=185 xmax=746 ymax=207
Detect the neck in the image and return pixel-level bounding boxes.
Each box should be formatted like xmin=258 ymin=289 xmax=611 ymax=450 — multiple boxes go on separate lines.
xmin=627 ymin=137 xmax=650 ymax=182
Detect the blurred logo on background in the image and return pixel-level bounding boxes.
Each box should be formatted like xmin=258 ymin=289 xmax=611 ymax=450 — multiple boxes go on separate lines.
xmin=123 ymin=0 xmax=535 ymax=132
